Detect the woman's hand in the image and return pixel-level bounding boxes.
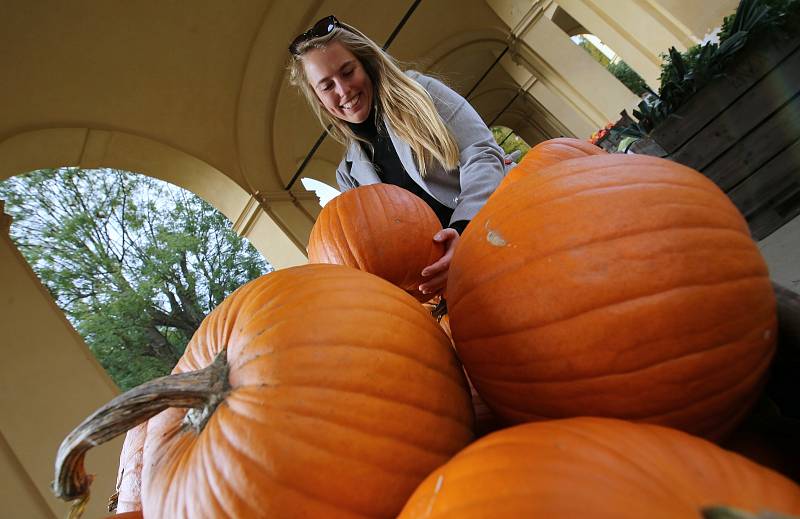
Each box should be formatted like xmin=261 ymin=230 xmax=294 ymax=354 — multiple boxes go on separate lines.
xmin=419 ymin=228 xmax=460 ymax=297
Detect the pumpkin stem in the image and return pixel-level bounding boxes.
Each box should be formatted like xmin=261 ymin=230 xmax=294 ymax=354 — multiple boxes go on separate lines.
xmin=430 ymin=297 xmax=448 ymax=321
xmin=52 ymin=349 xmax=229 ymax=516
xmin=702 ymin=506 xmax=800 ymax=519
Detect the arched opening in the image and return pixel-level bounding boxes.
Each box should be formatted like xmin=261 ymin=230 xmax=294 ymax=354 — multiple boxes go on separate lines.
xmin=0 ymin=128 xmax=309 ymax=269
xmin=571 ymin=34 xmax=650 ymax=98
xmin=0 ymin=167 xmax=272 ymax=390
xmin=301 ymin=177 xmax=341 ymax=208
xmin=491 ymin=126 xmax=532 ymax=161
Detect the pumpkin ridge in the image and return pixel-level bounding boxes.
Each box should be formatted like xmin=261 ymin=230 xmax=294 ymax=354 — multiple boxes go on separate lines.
xmin=244 ymin=287 xmax=447 ymax=327
xmin=462 ymin=198 xmax=749 ymax=260
xmin=335 ymin=202 xmax=365 ymax=270
xmin=455 ymin=275 xmax=771 ymax=344
xmin=235 ymin=282 xmax=425 ymax=325
xmin=481 ymin=202 xmax=749 ymax=250
xmin=232 ymin=342 xmax=463 ymax=387
xmin=508 ymin=158 xmax=722 ymax=195
xmin=377 ymin=186 xmax=414 ymax=288
xmin=230 ymin=305 xmax=455 ymax=377
xmin=457 ymin=300 xmax=775 ymax=374
xmin=468 ymin=339 xmax=772 ymax=426
xmin=548 ymin=421 xmax=775 ymax=499
xmin=512 ymin=180 xmax=737 ymax=212
xmin=418 ymin=446 xmax=683 ymax=507
xmin=207 ymin=417 xmax=375 ymax=518
xmin=215 ymin=406 xmax=443 ymax=517
xmin=464 ymin=310 xmax=773 ymax=387
xmin=449 ymin=228 xmax=762 ymax=316
xmin=227 ymin=381 xmax=473 ymax=428
xmin=228 ymin=400 xmax=467 ymax=464
xmin=196 ymin=425 xmax=234 ymax=518
xmin=534 ymin=425 xmax=711 ymax=503
xmin=264 ymin=270 xmax=428 ymax=308
xmin=226 ymin=391 xmax=471 ymax=455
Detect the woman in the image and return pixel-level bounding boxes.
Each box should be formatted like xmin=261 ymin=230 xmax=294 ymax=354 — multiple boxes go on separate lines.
xmin=289 ymin=15 xmax=507 ymax=296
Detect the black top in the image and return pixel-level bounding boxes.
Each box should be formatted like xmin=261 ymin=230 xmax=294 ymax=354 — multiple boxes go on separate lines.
xmin=349 ymin=114 xmax=468 ymax=235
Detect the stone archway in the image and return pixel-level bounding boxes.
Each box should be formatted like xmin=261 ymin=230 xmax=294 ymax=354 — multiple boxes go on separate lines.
xmin=0 ymin=128 xmax=308 ymax=268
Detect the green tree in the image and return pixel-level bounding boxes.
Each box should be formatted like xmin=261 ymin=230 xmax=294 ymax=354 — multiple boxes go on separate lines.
xmin=491 ymin=126 xmax=531 ymax=160
xmin=0 ymin=168 xmax=271 ymax=390
xmin=575 ymin=35 xmax=611 ymax=67
xmin=607 ymin=60 xmax=650 ymax=97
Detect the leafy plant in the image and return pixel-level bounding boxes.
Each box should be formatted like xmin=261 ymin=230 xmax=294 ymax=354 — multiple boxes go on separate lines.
xmin=626 ymin=0 xmax=798 ymax=135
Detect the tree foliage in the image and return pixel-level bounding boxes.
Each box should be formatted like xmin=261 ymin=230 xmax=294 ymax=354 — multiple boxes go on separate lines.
xmin=491 ymin=126 xmax=531 ymax=160
xmin=606 ymin=60 xmax=650 ymax=97
xmin=0 ymin=168 xmax=271 ymax=390
xmin=574 ymin=36 xmax=611 ymax=67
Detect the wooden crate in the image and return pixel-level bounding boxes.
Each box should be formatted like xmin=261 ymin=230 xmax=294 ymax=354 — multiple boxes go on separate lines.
xmin=648 ymin=33 xmax=800 ymax=240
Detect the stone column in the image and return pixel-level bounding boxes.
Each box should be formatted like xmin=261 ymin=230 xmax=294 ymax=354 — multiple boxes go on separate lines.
xmin=553 ymin=0 xmax=737 ymax=91
xmin=487 ymin=0 xmax=640 ymax=138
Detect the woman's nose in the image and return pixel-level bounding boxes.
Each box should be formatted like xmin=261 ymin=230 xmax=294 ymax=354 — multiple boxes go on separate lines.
xmin=334 ymin=80 xmax=349 ymax=98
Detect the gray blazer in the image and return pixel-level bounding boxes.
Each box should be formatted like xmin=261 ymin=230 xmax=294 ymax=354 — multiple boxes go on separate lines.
xmin=335 ymin=71 xmax=507 ymax=225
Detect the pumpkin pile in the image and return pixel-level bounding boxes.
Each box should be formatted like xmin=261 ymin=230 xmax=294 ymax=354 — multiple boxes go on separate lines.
xmin=55 ymin=139 xmax=800 ymax=518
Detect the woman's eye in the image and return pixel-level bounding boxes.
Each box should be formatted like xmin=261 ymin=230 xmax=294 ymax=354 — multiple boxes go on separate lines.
xmin=320 ymin=83 xmax=333 ymax=92
xmin=342 ymin=68 xmax=353 ymax=77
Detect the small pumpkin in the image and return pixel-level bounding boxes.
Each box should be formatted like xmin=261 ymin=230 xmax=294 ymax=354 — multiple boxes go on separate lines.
xmin=495 ymin=137 xmax=605 ymax=194
xmin=54 ymin=264 xmax=473 ymax=519
xmin=398 ymin=418 xmax=800 ymax=519
xmin=307 ymin=183 xmax=444 ymax=302
xmin=447 ymin=154 xmax=777 ymax=440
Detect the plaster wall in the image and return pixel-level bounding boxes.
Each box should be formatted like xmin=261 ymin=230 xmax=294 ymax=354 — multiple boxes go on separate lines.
xmin=649 ymin=0 xmax=739 ymax=41
xmin=0 ymin=209 xmax=123 ymax=519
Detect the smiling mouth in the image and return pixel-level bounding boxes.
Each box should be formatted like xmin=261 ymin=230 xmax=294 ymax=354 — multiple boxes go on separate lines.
xmin=341 ymin=93 xmax=361 ymax=111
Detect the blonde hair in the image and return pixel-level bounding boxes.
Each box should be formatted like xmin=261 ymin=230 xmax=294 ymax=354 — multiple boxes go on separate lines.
xmin=288 ymin=23 xmax=460 ymax=177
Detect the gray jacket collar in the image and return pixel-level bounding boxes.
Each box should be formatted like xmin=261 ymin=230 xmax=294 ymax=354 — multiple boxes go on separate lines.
xmin=344 ymin=114 xmax=433 ymax=197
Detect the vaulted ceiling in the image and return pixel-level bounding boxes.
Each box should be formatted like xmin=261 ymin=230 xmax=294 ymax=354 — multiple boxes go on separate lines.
xmin=0 ymin=0 xmax=525 ymax=198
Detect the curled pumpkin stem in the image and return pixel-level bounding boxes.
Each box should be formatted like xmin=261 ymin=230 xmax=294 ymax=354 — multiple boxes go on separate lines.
xmin=52 ymin=349 xmax=229 ymax=516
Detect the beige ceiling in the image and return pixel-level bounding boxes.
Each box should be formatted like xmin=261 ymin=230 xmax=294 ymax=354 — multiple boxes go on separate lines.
xmin=0 ymin=0 xmax=524 ymax=197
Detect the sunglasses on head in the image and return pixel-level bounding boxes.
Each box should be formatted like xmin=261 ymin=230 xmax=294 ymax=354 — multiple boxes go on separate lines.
xmin=289 ymin=15 xmax=341 ymax=55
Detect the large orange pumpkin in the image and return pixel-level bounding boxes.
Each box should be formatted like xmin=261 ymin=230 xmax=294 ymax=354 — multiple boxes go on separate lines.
xmin=307 ymin=183 xmax=444 ymax=302
xmin=55 ymin=264 xmax=473 ymax=519
xmin=398 ymin=418 xmax=800 ymax=519
xmin=447 ymin=154 xmax=777 ymax=440
xmin=495 ymin=137 xmax=605 ymax=194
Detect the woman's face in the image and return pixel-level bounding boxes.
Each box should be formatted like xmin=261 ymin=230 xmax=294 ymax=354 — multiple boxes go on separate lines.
xmin=302 ymin=41 xmax=374 ymax=124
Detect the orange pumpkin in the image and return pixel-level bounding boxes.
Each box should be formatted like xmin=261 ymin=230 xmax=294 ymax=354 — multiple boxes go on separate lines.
xmin=398 ymin=418 xmax=800 ymax=519
xmin=447 ymin=154 xmax=777 ymax=440
xmin=112 ymin=422 xmax=146 ymax=513
xmin=495 ymin=137 xmax=605 ymax=194
xmin=55 ymin=264 xmax=473 ymax=519
xmin=421 ymin=299 xmax=502 ymax=438
xmin=307 ymin=184 xmax=444 ymax=302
